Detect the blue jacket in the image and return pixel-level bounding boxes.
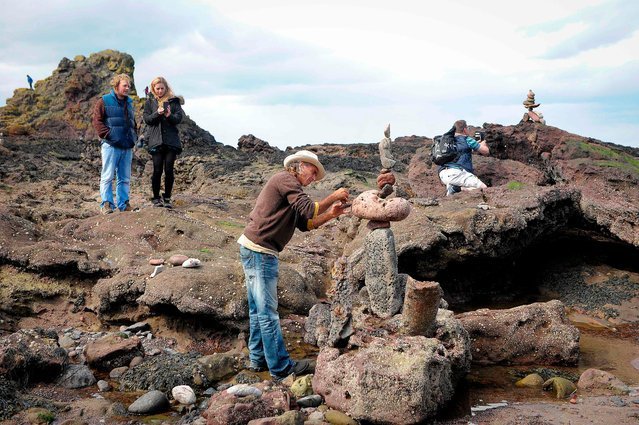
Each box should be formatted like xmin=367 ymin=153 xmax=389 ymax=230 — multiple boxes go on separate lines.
xmin=102 ymin=90 xmax=137 ymax=149
xmin=440 ymin=135 xmax=480 ymax=173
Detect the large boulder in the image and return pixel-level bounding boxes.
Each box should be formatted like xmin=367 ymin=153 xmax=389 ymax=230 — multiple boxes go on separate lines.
xmin=202 ymin=382 xmax=289 ymax=425
xmin=85 ymin=334 xmax=143 ymax=371
xmin=456 ymin=300 xmax=579 ymax=365
xmin=0 ymin=328 xmax=67 ymax=386
xmin=120 ymin=353 xmax=211 ymax=394
xmin=577 ymin=368 xmax=630 ymax=395
xmin=313 ymin=336 xmax=457 ymax=424
xmin=137 ymin=260 xmax=317 ymax=327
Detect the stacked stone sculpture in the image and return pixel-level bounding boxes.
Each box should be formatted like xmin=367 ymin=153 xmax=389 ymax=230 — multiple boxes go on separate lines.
xmin=521 ymin=89 xmax=546 ymax=125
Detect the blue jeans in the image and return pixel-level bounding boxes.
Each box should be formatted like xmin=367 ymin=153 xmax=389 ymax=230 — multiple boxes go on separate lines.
xmin=239 ymin=246 xmax=292 ymax=377
xmin=100 ymin=142 xmax=132 ymax=211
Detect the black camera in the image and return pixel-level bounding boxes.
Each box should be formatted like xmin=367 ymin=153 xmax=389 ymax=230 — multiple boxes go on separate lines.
xmin=474 ymin=131 xmax=485 ymax=142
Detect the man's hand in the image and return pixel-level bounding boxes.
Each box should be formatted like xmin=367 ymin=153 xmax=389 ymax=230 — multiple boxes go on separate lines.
xmin=329 ymin=201 xmax=349 ymax=218
xmin=330 ymin=188 xmax=349 ymax=203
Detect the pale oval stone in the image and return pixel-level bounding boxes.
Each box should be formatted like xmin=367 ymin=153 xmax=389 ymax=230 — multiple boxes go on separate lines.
xmin=226 ymin=383 xmax=262 ymax=397
xmin=515 ymin=373 xmax=544 ymax=388
xmin=149 ymin=258 xmax=164 ymax=265
xmin=97 ymin=380 xmax=111 ymax=392
xmin=182 ymin=258 xmax=201 ymax=268
xmin=351 ymin=190 xmax=411 ymax=222
xmin=168 ymin=254 xmax=189 ymax=266
xmin=172 ymin=385 xmax=197 ymax=405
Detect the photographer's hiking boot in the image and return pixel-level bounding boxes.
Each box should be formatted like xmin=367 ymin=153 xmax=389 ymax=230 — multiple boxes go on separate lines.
xmin=100 ymin=202 xmax=114 ymax=215
xmin=272 ymin=359 xmax=311 ymax=382
xmin=151 ymin=197 xmax=163 ymax=208
xmin=446 ymin=185 xmax=462 ymax=196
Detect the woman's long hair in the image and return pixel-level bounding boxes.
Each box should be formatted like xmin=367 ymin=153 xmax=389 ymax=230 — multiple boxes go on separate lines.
xmin=149 ymin=76 xmax=175 ymax=104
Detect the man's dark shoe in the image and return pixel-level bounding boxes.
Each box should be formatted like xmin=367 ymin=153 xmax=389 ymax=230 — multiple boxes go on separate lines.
xmin=121 ymin=201 xmax=133 ymax=212
xmin=272 ymin=359 xmax=311 ymax=382
xmin=151 ymin=197 xmax=163 ymax=207
xmin=246 ymin=362 xmax=268 ymax=373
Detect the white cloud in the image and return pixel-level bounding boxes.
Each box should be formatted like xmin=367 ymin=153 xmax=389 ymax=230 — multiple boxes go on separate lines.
xmin=1 ymin=0 xmax=638 ymax=148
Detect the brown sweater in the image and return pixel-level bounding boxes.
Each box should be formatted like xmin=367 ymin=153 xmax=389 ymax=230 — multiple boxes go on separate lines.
xmin=243 ymin=171 xmax=316 ymax=252
xmin=92 ymin=99 xmax=111 ymax=140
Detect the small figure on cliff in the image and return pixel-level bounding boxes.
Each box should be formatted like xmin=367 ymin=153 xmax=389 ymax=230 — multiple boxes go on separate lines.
xmin=143 ymin=76 xmax=184 ymax=209
xmin=144 ymin=86 xmax=149 ymax=97
xmin=521 ymin=89 xmax=545 ymax=124
xmin=438 ymin=120 xmax=490 ymax=196
xmin=92 ymin=73 xmax=138 ymax=213
xmin=238 ymin=150 xmax=350 ymax=381
xmin=27 ymin=75 xmax=33 ymax=90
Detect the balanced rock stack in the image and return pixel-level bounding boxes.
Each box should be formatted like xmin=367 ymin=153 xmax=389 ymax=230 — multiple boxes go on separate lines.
xmin=523 ymin=89 xmax=540 ymax=109
xmin=521 ymin=89 xmax=546 ymax=125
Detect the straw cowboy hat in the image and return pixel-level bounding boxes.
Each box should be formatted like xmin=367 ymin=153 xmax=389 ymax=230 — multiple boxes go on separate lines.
xmin=283 ymin=150 xmax=326 ymax=181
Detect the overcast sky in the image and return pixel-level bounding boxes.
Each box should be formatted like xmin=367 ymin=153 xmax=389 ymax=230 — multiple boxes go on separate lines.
xmin=1 ymin=0 xmax=638 ymax=148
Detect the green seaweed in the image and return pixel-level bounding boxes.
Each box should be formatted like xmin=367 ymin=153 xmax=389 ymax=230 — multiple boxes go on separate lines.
xmin=507 ymin=181 xmax=524 ymax=190
xmin=575 ymin=141 xmax=639 ymax=175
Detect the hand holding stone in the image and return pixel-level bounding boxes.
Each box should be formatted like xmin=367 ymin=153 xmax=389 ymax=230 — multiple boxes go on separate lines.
xmin=329 ymin=201 xmax=349 ymax=218
xmin=331 ymin=188 xmax=349 ymax=204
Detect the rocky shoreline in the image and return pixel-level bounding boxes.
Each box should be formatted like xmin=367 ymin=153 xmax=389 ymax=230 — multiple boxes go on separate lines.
xmin=1 ymin=50 xmax=639 ymax=424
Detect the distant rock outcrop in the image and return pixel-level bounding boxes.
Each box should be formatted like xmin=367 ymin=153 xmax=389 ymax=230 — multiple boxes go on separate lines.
xmin=0 ymin=50 xmax=136 ymax=138
xmin=0 ymin=49 xmax=219 ymax=152
xmin=237 ymin=134 xmax=280 ymax=155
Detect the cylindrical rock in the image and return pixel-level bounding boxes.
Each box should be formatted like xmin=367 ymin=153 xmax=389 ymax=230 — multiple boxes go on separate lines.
xmin=402 ymin=277 xmax=442 ymax=337
xmin=365 ymin=229 xmax=404 ymax=318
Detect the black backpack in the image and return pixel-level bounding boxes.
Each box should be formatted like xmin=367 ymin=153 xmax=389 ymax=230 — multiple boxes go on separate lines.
xmin=431 ymin=126 xmax=457 ymax=165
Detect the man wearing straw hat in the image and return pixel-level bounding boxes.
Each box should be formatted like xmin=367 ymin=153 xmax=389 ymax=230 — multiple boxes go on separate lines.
xmin=238 ymin=150 xmax=349 ymax=381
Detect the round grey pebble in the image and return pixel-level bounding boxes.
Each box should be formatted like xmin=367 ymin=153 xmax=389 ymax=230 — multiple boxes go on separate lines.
xmin=297 ymin=394 xmax=323 ymax=408
xmin=128 ymin=390 xmax=170 ymax=414
xmin=97 ymin=380 xmax=111 ymax=392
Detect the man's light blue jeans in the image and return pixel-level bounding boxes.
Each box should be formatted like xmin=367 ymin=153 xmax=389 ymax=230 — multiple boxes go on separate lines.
xmin=100 ymin=142 xmax=132 ymax=211
xmin=239 ymin=245 xmax=293 ymax=378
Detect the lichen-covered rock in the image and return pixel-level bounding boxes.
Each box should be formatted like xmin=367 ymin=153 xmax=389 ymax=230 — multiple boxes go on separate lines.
xmin=198 ymin=353 xmax=238 ymax=382
xmin=542 ymin=376 xmax=577 ymax=398
xmin=515 ymin=373 xmax=544 ymax=388
xmin=313 ymin=336 xmax=456 ymax=424
xmin=364 ymin=229 xmax=405 ymax=318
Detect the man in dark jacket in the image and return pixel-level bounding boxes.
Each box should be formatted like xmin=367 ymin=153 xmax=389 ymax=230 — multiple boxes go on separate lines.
xmin=237 ymin=150 xmax=349 ymax=381
xmin=92 ymin=74 xmax=138 ymax=213
xmin=438 ymin=119 xmax=490 ymax=195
